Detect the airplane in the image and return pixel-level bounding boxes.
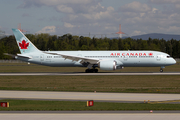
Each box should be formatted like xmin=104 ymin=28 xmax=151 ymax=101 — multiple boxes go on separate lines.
xmin=5 ymin=29 xmax=176 ymax=73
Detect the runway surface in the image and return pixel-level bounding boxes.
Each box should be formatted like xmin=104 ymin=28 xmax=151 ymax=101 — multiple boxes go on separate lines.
xmin=0 ymin=72 xmax=180 ymax=76
xmin=1 ymin=90 xmax=180 ymax=103
xmin=0 ymin=113 xmax=180 ymax=120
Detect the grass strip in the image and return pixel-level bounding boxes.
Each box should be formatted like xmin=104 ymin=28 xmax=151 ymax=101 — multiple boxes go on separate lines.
xmin=0 ymin=76 xmax=180 ymax=93
xmin=0 ymin=100 xmax=180 ymax=111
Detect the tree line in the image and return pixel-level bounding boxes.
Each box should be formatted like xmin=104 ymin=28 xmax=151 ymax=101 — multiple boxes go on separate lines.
xmin=0 ymin=33 xmax=180 ymax=59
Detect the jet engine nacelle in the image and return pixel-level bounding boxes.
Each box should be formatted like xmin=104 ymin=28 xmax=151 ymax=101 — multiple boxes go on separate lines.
xmin=98 ymin=60 xmax=117 ymax=71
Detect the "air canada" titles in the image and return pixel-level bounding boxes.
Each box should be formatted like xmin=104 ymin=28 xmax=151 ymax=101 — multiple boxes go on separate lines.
xmin=110 ymin=53 xmax=153 ymax=56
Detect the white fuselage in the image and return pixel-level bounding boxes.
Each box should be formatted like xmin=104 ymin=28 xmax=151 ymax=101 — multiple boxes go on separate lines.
xmin=17 ymin=50 xmax=176 ymax=68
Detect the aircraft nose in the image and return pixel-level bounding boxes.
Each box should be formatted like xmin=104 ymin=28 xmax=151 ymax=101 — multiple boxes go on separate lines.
xmin=173 ymin=59 xmax=176 ymax=64
xmin=167 ymin=58 xmax=176 ymax=65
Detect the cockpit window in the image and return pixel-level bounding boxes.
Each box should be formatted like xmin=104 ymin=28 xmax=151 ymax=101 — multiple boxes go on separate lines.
xmin=167 ymin=56 xmax=170 ymax=58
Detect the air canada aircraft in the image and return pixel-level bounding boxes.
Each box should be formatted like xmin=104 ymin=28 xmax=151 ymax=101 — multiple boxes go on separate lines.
xmin=6 ymin=29 xmax=176 ymax=73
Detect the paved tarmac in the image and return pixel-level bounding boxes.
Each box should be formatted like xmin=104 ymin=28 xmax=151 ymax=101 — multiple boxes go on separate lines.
xmin=0 ymin=72 xmax=180 ymax=76
xmin=0 ymin=113 xmax=180 ymax=120
xmin=0 ymin=90 xmax=180 ymax=103
xmin=0 ymin=111 xmax=180 ymax=113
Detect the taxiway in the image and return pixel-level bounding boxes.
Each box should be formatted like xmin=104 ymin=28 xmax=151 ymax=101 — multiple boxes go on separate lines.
xmin=0 ymin=90 xmax=180 ymax=103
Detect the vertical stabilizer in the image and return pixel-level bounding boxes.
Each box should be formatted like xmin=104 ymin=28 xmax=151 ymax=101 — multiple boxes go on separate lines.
xmin=12 ymin=29 xmax=40 ymax=54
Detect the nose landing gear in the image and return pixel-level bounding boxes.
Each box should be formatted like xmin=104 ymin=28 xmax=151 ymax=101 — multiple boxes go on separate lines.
xmin=160 ymin=66 xmax=165 ymax=72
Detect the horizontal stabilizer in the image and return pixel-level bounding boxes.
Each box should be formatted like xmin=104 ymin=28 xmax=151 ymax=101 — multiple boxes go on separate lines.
xmin=4 ymin=53 xmax=32 ymax=59
xmin=17 ymin=54 xmax=32 ymax=59
xmin=3 ymin=53 xmax=16 ymax=58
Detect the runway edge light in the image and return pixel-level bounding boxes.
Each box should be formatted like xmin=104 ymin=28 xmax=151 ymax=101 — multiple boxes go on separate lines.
xmin=1 ymin=102 xmax=9 ymax=108
xmin=87 ymin=100 xmax=94 ymax=107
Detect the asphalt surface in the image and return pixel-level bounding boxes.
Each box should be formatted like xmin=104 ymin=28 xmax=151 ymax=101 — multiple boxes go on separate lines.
xmin=0 ymin=111 xmax=180 ymax=113
xmin=1 ymin=90 xmax=180 ymax=103
xmin=0 ymin=72 xmax=180 ymax=76
xmin=0 ymin=113 xmax=180 ymax=120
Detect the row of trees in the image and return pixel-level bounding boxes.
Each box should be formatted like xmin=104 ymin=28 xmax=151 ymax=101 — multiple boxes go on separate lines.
xmin=0 ymin=33 xmax=180 ymax=59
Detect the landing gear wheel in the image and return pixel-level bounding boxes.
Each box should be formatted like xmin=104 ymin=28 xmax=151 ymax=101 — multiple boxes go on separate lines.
xmin=85 ymin=69 xmax=93 ymax=73
xmin=90 ymin=69 xmax=93 ymax=73
xmin=160 ymin=69 xmax=163 ymax=72
xmin=94 ymin=69 xmax=98 ymax=73
xmin=85 ymin=69 xmax=98 ymax=73
xmin=85 ymin=69 xmax=89 ymax=73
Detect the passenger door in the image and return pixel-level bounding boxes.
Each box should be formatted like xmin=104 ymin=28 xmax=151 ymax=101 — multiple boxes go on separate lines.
xmin=156 ymin=55 xmax=161 ymax=61
xmin=40 ymin=54 xmax=44 ymax=61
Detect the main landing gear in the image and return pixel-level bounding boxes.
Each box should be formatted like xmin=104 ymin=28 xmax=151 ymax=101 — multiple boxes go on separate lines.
xmin=85 ymin=69 xmax=98 ymax=73
xmin=85 ymin=64 xmax=98 ymax=73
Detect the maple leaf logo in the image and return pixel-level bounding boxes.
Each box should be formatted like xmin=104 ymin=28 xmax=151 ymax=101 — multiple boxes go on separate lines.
xmin=19 ymin=40 xmax=29 ymax=49
xmin=148 ymin=53 xmax=153 ymax=56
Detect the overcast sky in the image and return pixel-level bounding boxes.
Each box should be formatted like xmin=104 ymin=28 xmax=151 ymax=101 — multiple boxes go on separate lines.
xmin=1 ymin=0 xmax=180 ymax=38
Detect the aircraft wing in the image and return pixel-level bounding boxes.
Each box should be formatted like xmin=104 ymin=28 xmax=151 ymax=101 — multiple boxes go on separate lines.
xmin=44 ymin=52 xmax=100 ymax=64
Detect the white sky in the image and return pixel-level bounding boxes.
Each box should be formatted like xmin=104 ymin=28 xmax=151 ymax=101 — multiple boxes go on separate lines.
xmin=1 ymin=0 xmax=180 ymax=37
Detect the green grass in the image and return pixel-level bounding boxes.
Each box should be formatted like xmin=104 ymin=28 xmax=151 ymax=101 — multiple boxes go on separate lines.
xmin=0 ymin=76 xmax=180 ymax=93
xmin=0 ymin=100 xmax=180 ymax=111
xmin=0 ymin=62 xmax=180 ymax=93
